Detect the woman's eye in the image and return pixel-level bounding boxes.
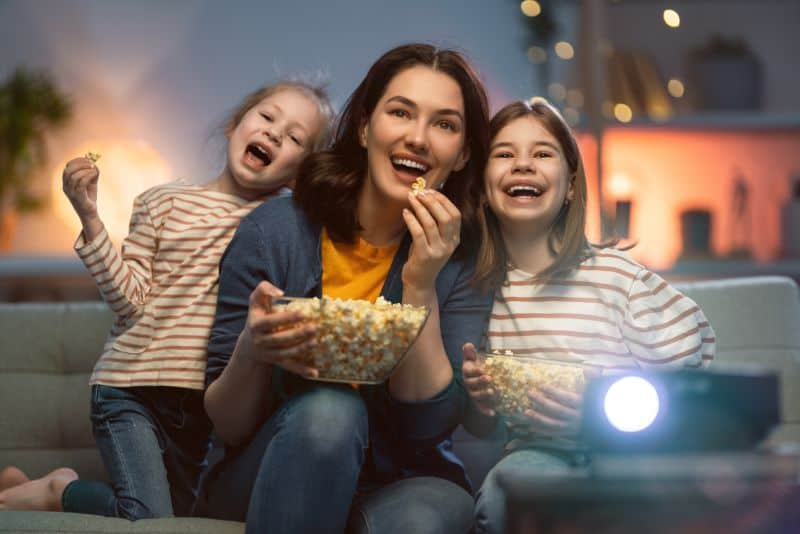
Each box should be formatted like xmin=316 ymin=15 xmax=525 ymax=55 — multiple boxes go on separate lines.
xmin=289 ymin=135 xmax=303 ymax=146
xmin=494 ymin=152 xmax=513 ymax=159
xmin=437 ymin=120 xmax=458 ymax=132
xmin=535 ymin=151 xmax=553 ymax=158
xmin=390 ymin=109 xmax=409 ymax=119
xmin=260 ymin=113 xmax=273 ymax=122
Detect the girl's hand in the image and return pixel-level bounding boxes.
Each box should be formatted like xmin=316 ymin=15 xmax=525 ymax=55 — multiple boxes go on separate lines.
xmin=524 ymin=385 xmax=584 ymax=439
xmin=239 ymin=281 xmax=319 ymax=378
xmin=62 ymin=157 xmax=100 ymax=224
xmin=401 ymin=189 xmax=461 ymax=291
xmin=462 ymin=342 xmax=497 ymax=417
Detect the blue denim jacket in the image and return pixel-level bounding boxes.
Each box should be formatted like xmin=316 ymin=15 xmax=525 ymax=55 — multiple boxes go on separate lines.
xmin=206 ymin=196 xmax=492 ymax=491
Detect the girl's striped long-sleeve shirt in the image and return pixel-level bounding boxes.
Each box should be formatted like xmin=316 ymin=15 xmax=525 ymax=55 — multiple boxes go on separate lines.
xmin=75 ymin=181 xmax=267 ymax=390
xmin=487 ymin=248 xmax=716 ymax=371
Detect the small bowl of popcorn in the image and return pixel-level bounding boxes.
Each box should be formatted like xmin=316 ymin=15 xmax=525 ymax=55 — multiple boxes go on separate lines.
xmin=272 ymin=296 xmax=429 ymax=384
xmin=477 ymin=350 xmax=588 ymax=420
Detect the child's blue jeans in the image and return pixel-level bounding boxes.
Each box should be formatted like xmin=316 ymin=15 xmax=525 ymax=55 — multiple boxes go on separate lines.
xmin=61 ymin=384 xmax=212 ymax=519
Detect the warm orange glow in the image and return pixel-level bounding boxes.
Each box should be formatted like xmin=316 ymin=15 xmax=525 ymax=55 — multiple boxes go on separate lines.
xmin=614 ymin=103 xmax=633 ymax=123
xmin=554 ymin=41 xmax=575 ymax=60
xmin=608 ymin=173 xmax=634 ymax=199
xmin=520 ymin=0 xmax=541 ymax=17
xmin=668 ymin=78 xmax=685 ymax=98
xmin=663 ymin=9 xmax=681 ymax=28
xmin=595 ymin=128 xmax=800 ymax=269
xmin=51 ymin=140 xmax=172 ymax=245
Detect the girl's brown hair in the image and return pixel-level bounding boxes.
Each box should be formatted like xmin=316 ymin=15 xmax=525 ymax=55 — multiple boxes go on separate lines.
xmin=224 ymin=80 xmax=335 ymax=151
xmin=293 ymin=43 xmax=490 ymax=251
xmin=473 ymin=98 xmax=609 ymax=289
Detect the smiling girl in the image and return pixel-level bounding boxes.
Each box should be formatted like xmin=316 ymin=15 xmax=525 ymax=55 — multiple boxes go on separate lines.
xmin=0 ymin=81 xmax=333 ymax=519
xmin=198 ymin=44 xmax=492 ymax=534
xmin=461 ymin=99 xmax=716 ymax=534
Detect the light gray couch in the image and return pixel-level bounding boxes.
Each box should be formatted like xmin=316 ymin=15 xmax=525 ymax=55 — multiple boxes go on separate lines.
xmin=1 ymin=276 xmax=799 ymax=533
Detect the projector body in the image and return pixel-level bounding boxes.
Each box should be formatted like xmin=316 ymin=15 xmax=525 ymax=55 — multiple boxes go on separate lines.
xmin=581 ymin=369 xmax=780 ymax=453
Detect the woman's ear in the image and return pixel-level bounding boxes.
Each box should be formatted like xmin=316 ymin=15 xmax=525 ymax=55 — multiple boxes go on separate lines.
xmin=359 ymin=122 xmax=368 ymax=148
xmin=453 ymin=146 xmax=470 ymax=172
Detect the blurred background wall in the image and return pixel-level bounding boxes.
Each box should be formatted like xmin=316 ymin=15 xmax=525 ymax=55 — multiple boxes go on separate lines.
xmin=1 ymin=0 xmax=799 ymax=300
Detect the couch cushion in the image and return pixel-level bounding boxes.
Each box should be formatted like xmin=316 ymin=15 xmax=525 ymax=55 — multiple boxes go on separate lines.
xmin=0 ymin=302 xmax=112 ymax=479
xmin=674 ymin=276 xmax=800 ymax=443
xmin=0 ymin=511 xmax=243 ymax=533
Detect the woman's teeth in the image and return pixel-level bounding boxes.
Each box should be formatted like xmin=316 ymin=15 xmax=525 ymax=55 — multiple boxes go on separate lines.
xmin=391 ymin=157 xmax=429 ymax=174
xmin=507 ymin=185 xmax=543 ymax=197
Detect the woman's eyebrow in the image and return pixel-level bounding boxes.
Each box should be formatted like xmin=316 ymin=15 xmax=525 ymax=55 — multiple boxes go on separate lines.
xmin=385 ymin=96 xmax=464 ymax=122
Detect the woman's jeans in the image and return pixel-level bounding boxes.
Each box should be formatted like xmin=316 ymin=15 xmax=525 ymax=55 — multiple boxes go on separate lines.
xmin=61 ymin=385 xmax=212 ymax=519
xmin=199 ymin=385 xmax=473 ymax=534
xmin=474 ymin=447 xmax=586 ymax=534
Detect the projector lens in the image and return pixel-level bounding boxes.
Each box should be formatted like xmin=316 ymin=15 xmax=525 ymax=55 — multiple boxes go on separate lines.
xmin=603 ymin=376 xmax=660 ymax=432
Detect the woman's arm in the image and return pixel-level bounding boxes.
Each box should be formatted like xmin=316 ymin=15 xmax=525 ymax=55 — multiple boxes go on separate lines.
xmin=389 ymin=190 xmax=462 ymax=401
xmin=204 ymin=218 xmax=316 ymax=447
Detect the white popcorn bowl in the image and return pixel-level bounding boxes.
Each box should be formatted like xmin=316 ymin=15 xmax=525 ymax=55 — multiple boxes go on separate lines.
xmin=272 ymin=296 xmax=430 ymax=384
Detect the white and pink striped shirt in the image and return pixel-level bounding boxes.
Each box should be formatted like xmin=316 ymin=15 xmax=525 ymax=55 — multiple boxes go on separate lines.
xmin=488 ymin=248 xmax=716 ymax=371
xmin=75 ymin=181 xmax=267 ymax=390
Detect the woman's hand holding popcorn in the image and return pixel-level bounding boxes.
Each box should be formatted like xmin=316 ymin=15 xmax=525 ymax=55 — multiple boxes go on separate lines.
xmin=462 ymin=343 xmax=497 ymax=417
xmin=239 ymin=281 xmax=319 ymax=378
xmin=401 ymin=189 xmax=461 ymax=291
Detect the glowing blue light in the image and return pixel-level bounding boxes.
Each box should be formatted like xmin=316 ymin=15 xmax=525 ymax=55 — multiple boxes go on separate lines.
xmin=603 ymin=376 xmax=660 ymax=432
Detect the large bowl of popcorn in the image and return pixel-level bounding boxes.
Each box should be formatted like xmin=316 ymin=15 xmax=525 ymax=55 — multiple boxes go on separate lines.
xmin=477 ymin=350 xmax=588 ymax=420
xmin=272 ymin=296 xmax=429 ymax=384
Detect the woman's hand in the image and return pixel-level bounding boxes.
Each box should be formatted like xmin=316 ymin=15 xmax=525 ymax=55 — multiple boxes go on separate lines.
xmin=401 ymin=189 xmax=461 ymax=291
xmin=462 ymin=343 xmax=497 ymax=417
xmin=238 ymin=281 xmax=319 ymax=378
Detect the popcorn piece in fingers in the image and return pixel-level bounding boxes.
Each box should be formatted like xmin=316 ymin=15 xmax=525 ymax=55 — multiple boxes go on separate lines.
xmin=411 ymin=177 xmax=427 ymax=195
xmin=85 ymin=152 xmax=102 ymax=164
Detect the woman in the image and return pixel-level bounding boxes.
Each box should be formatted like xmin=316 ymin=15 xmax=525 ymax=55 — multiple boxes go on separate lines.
xmin=198 ymin=43 xmax=493 ymax=533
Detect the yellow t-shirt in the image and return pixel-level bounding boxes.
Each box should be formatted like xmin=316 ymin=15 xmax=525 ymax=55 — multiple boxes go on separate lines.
xmin=321 ymin=227 xmax=399 ymax=302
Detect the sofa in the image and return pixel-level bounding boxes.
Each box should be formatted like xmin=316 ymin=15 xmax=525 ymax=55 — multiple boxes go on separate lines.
xmin=1 ymin=275 xmax=799 ymax=533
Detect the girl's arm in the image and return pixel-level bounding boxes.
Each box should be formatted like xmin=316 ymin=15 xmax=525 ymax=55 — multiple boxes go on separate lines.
xmin=74 ymin=192 xmax=156 ymax=319
xmin=622 ymin=270 xmax=717 ymax=369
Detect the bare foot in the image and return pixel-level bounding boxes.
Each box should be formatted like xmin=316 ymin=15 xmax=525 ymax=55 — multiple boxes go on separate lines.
xmin=0 ymin=466 xmax=30 ymax=491
xmin=0 ymin=468 xmax=78 ymax=511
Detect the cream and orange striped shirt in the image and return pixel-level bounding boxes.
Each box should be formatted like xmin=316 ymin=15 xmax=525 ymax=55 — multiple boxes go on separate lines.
xmin=488 ymin=248 xmax=716 ymax=371
xmin=75 ymin=181 xmax=269 ymax=390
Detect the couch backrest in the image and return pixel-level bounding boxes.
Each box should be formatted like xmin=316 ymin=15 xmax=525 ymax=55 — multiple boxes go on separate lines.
xmin=0 ymin=302 xmax=113 ymax=480
xmin=673 ymin=276 xmax=800 ymax=445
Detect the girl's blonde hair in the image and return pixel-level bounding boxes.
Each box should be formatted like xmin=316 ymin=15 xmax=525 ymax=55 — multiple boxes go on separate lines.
xmin=223 ymin=79 xmax=335 ymax=151
xmin=473 ymin=98 xmax=614 ymax=289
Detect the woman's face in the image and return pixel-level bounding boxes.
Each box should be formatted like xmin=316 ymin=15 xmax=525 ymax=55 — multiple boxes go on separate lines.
xmin=360 ymin=65 xmax=469 ymax=205
xmin=484 ymin=115 xmax=573 ymax=233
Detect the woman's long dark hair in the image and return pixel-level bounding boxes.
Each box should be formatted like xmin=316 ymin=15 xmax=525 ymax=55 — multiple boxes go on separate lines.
xmin=294 ymin=43 xmax=490 ymax=254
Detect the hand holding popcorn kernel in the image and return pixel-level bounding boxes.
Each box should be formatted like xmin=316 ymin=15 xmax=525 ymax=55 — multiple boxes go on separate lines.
xmin=62 ymin=155 xmax=102 ymax=224
xmin=401 ymin=189 xmax=462 ymax=290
